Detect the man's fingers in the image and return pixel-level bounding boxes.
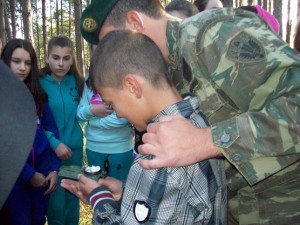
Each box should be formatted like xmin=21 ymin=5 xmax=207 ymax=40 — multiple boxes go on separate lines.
xmin=138 ymin=141 xmax=157 ymax=156
xmin=138 ymin=157 xmax=164 ymax=170
xmin=159 ymin=114 xmax=182 ymax=122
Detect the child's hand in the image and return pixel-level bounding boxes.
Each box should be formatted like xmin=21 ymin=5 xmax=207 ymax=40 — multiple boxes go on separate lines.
xmin=44 ymin=171 xmax=58 ymax=195
xmin=29 ymin=172 xmax=47 ymax=188
xmin=61 ymin=174 xmax=99 ymax=204
xmin=98 ymin=176 xmax=123 ymax=202
xmin=55 ymin=143 xmax=72 ymax=160
xmin=90 ymin=104 xmax=113 ymax=117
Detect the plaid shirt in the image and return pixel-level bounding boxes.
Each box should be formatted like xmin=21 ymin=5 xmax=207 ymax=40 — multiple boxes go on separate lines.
xmin=88 ymin=95 xmax=227 ymax=225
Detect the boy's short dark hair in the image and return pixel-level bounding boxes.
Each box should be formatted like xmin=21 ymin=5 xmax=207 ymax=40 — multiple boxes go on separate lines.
xmin=90 ymin=30 xmax=173 ymax=90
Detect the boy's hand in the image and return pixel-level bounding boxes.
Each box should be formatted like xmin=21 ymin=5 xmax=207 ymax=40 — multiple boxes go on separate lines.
xmin=98 ymin=176 xmax=123 ymax=202
xmin=61 ymin=175 xmax=124 ymax=204
xmin=44 ymin=171 xmax=58 ymax=195
xmin=61 ymin=174 xmax=100 ymax=204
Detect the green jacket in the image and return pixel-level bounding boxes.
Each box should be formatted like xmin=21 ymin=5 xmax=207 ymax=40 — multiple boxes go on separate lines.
xmin=167 ymin=7 xmax=300 ymax=224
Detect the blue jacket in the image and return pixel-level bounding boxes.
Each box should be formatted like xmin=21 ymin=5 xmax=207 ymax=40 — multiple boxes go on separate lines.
xmin=40 ymin=74 xmax=83 ymax=166
xmin=77 ymin=82 xmax=133 ymax=154
xmin=20 ymin=102 xmax=60 ymax=181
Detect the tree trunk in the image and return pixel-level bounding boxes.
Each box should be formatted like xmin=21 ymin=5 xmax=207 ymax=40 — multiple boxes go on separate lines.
xmin=4 ymin=2 xmax=11 ymax=40
xmin=20 ymin=0 xmax=34 ymax=44
xmin=50 ymin=1 xmax=53 ymax=36
xmin=74 ymin=0 xmax=83 ymax=75
xmin=223 ymin=0 xmax=233 ymax=7
xmin=56 ymin=0 xmax=59 ymax=35
xmin=297 ymin=0 xmax=300 ymax=19
xmin=273 ymin=0 xmax=282 ymax=36
xmin=0 ymin=0 xmax=6 ymax=45
xmin=263 ymin=0 xmax=268 ymax=10
xmin=9 ymin=0 xmax=16 ymax=38
xmin=61 ymin=0 xmax=63 ymax=34
xmin=285 ymin=0 xmax=291 ymax=44
xmin=68 ymin=0 xmax=71 ymax=38
xmin=42 ymin=0 xmax=47 ymax=59
xmin=34 ymin=1 xmax=41 ymax=68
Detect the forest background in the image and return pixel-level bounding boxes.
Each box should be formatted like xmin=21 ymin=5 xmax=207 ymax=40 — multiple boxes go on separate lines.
xmin=0 ymin=0 xmax=299 ymax=224
xmin=0 ymin=0 xmax=299 ymax=77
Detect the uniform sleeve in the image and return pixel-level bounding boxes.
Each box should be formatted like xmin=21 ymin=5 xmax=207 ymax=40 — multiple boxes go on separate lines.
xmin=179 ymin=9 xmax=300 ymax=186
xmin=211 ymin=79 xmax=300 ymax=185
xmin=88 ymin=186 xmax=121 ymax=225
xmin=186 ymin=10 xmax=300 ymax=186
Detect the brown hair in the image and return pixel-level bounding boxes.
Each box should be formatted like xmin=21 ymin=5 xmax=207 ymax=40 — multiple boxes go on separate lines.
xmin=40 ymin=35 xmax=84 ymax=99
xmin=1 ymin=39 xmax=47 ymax=115
xmin=105 ymin=0 xmax=164 ymax=28
xmin=90 ymin=30 xmax=172 ymax=91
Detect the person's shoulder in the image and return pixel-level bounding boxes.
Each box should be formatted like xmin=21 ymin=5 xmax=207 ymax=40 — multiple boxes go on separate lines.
xmin=39 ymin=74 xmax=53 ymax=85
xmin=181 ymin=7 xmax=255 ymax=27
xmin=61 ymin=73 xmax=76 ymax=84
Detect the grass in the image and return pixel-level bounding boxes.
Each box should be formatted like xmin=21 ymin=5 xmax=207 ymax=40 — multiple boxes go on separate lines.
xmin=45 ymin=202 xmax=93 ymax=225
xmin=79 ymin=202 xmax=93 ymax=225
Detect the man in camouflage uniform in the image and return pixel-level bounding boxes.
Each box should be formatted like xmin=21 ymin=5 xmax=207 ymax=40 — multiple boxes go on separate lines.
xmin=80 ymin=0 xmax=300 ymax=224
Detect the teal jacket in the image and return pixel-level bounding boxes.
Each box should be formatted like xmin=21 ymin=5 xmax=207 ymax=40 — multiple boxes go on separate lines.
xmin=40 ymin=74 xmax=83 ymax=166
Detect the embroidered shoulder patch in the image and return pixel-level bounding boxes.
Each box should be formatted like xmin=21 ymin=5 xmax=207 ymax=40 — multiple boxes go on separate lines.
xmin=133 ymin=200 xmax=151 ymax=223
xmin=227 ymin=31 xmax=266 ymax=63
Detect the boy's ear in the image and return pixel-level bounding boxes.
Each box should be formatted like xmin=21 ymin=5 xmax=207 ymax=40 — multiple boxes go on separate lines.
xmin=126 ymin=11 xmax=144 ymax=32
xmin=123 ymin=74 xmax=142 ymax=98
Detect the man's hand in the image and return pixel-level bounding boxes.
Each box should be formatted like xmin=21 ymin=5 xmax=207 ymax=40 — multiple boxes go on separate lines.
xmin=55 ymin=143 xmax=72 ymax=160
xmin=138 ymin=115 xmax=222 ymax=169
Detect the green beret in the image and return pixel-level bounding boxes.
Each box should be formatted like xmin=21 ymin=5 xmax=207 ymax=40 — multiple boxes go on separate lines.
xmin=81 ymin=0 xmax=119 ymax=45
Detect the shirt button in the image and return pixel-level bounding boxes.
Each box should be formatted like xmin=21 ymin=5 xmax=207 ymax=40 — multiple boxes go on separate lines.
xmin=232 ymin=153 xmax=242 ymax=162
xmin=221 ymin=133 xmax=231 ymax=143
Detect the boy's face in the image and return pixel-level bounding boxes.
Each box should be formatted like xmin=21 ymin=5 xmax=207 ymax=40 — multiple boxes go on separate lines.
xmin=98 ymin=85 xmax=148 ymax=131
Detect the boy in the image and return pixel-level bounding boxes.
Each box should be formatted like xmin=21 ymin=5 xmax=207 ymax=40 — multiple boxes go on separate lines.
xmin=62 ymin=30 xmax=226 ymax=225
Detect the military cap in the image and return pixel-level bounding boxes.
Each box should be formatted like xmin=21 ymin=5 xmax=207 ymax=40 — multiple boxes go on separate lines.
xmin=81 ymin=0 xmax=119 ymax=45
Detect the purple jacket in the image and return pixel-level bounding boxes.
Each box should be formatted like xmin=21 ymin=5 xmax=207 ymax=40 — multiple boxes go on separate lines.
xmin=20 ymin=102 xmax=60 ymax=181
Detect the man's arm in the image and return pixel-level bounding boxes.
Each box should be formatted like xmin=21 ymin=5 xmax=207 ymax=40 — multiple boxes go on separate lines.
xmin=138 ymin=87 xmax=300 ymax=186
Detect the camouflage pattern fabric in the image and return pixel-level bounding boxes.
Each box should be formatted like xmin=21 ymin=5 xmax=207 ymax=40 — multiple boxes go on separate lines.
xmin=167 ymin=7 xmax=300 ymax=224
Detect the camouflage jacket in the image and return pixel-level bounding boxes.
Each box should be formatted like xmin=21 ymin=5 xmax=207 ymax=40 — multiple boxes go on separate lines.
xmin=167 ymin=7 xmax=300 ymax=224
